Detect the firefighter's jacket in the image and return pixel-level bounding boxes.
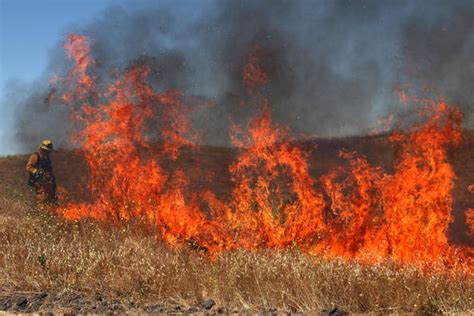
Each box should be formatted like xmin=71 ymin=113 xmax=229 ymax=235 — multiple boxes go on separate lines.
xmin=26 ymin=148 xmax=54 ymax=179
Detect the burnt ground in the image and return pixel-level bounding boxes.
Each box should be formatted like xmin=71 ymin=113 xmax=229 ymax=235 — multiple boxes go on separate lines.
xmin=0 ymin=292 xmax=234 ymax=314
xmin=0 ymin=292 xmax=348 ymax=314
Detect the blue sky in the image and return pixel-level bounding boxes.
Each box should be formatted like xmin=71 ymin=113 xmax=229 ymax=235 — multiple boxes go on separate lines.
xmin=0 ymin=0 xmax=110 ymax=154
xmin=0 ymin=0 xmax=109 ymax=91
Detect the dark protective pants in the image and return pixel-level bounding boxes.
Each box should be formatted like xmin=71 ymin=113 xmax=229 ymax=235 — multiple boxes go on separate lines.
xmin=34 ymin=179 xmax=57 ymax=206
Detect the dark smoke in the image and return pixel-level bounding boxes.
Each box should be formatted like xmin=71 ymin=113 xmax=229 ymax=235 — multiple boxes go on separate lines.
xmin=7 ymin=0 xmax=474 ymax=152
xmin=401 ymin=3 xmax=474 ymax=123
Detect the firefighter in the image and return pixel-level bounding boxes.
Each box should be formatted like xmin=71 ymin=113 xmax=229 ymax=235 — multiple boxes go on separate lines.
xmin=26 ymin=139 xmax=57 ymax=206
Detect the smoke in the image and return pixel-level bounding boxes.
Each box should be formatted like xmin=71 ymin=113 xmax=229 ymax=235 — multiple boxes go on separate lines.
xmin=400 ymin=2 xmax=474 ymax=126
xmin=7 ymin=0 xmax=474 ymax=152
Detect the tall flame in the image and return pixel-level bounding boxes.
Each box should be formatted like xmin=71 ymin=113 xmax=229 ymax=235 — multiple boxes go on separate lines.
xmin=53 ymin=34 xmax=472 ymax=271
xmin=62 ymin=34 xmax=96 ymax=102
xmin=380 ymin=103 xmax=463 ymax=263
xmin=227 ymin=100 xmax=326 ymax=250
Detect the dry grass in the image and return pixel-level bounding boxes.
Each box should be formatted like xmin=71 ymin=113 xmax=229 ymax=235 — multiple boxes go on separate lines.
xmin=1 ymin=133 xmax=473 ymax=313
xmin=1 ymin=206 xmax=473 ymax=314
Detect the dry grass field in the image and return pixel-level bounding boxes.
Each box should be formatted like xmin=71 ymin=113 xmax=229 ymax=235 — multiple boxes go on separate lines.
xmin=1 ymin=132 xmax=473 ymax=314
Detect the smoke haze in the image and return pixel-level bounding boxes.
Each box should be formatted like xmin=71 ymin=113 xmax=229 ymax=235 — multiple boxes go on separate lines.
xmin=5 ymin=0 xmax=474 ymax=152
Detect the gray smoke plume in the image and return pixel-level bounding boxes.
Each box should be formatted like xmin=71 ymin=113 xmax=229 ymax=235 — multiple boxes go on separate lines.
xmin=6 ymin=0 xmax=474 ymax=152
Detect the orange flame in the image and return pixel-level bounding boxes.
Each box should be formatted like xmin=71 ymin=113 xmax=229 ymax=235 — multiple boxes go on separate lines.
xmin=243 ymin=44 xmax=269 ymax=89
xmin=467 ymin=209 xmax=474 ymax=236
xmin=61 ymin=34 xmax=96 ymax=102
xmin=226 ymin=100 xmax=326 ymax=250
xmin=380 ymin=102 xmax=463 ymax=263
xmin=54 ymin=34 xmax=473 ymax=272
xmin=320 ymin=151 xmax=386 ymax=259
xmin=59 ymin=61 xmax=223 ymax=250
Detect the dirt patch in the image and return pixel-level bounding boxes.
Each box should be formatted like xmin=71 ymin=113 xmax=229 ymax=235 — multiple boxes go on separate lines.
xmin=0 ymin=291 xmax=340 ymax=314
xmin=0 ymin=292 xmax=195 ymax=314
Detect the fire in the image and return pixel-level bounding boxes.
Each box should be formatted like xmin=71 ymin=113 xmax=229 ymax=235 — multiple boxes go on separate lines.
xmin=53 ymin=34 xmax=473 ymax=271
xmin=58 ymin=61 xmax=223 ymax=250
xmin=320 ymin=151 xmax=386 ymax=259
xmin=227 ymin=100 xmax=326 ymax=250
xmin=467 ymin=209 xmax=474 ymax=236
xmin=380 ymin=102 xmax=463 ymax=263
xmin=62 ymin=34 xmax=96 ymax=102
xmin=243 ymin=44 xmax=269 ymax=89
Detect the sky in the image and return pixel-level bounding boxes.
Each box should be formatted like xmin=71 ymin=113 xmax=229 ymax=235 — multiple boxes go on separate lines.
xmin=0 ymin=0 xmax=110 ymax=154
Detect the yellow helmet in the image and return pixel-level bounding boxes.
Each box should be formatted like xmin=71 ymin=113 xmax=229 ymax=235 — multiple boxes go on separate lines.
xmin=40 ymin=139 xmax=55 ymax=151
